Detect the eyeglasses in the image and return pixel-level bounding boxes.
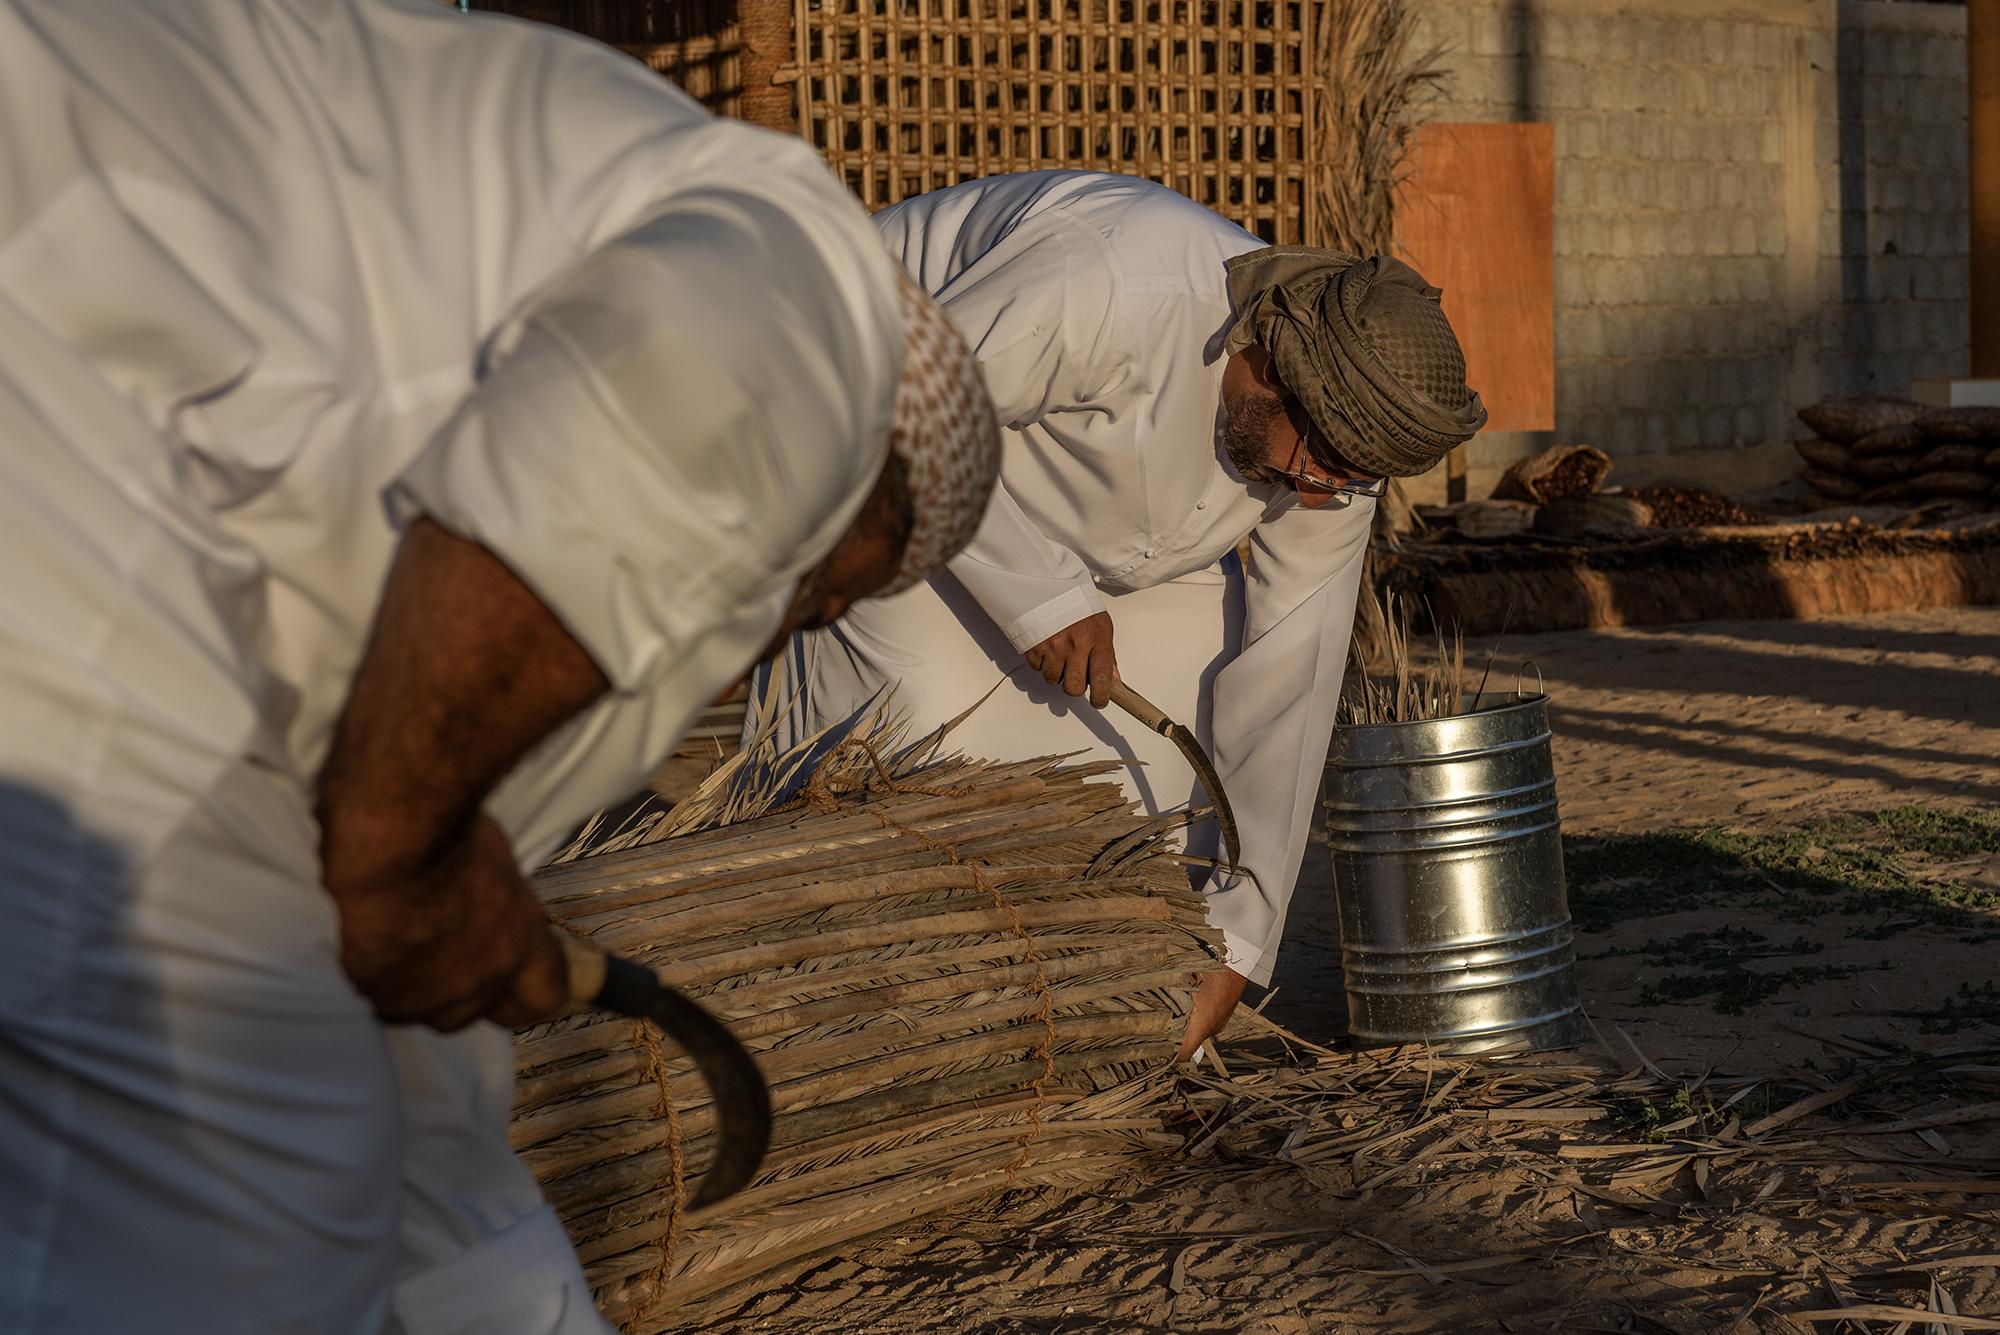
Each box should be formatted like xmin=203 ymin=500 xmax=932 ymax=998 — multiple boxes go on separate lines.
xmin=1256 ymin=435 xmax=1388 ymax=500
xmin=1262 ymin=387 xmax=1387 ymax=500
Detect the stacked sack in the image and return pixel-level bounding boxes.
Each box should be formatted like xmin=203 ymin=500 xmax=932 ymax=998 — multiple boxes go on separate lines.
xmin=1795 ymin=397 xmax=2000 ymax=506
xmin=1484 ymin=443 xmax=1655 ymax=537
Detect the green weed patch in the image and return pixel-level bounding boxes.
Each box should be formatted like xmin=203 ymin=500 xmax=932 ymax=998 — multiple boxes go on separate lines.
xmin=1564 ymin=806 xmax=2000 ymax=940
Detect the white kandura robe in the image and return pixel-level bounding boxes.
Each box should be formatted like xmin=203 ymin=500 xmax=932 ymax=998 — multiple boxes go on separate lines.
xmin=0 ymin=3 xmax=901 ymax=1332
xmin=762 ymin=171 xmax=1375 ymax=986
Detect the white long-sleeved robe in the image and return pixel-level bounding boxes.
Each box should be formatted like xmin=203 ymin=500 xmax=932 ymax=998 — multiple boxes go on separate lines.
xmin=0 ymin=4 xmax=901 ymax=1332
xmin=765 ymin=171 xmax=1374 ymax=986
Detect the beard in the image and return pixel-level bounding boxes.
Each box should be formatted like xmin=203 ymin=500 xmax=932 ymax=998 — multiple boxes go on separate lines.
xmin=1222 ymin=390 xmax=1287 ymax=478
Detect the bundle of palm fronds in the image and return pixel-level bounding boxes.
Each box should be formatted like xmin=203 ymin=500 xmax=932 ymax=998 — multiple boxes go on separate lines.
xmin=1339 ymin=588 xmax=1469 ymax=725
xmin=517 ymin=709 xmax=1224 ymax=1331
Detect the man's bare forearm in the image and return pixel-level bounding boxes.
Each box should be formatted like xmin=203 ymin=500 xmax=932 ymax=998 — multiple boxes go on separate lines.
xmin=314 ymin=518 xmax=607 ymax=1027
xmin=317 ymin=518 xmax=609 ymax=888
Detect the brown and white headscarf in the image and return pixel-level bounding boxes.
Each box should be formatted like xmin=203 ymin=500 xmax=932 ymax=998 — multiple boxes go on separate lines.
xmin=881 ymin=270 xmax=1001 ymax=593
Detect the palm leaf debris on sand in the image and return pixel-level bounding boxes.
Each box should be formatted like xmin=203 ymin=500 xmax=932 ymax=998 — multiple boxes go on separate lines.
xmin=697 ymin=1013 xmax=1999 ymax=1330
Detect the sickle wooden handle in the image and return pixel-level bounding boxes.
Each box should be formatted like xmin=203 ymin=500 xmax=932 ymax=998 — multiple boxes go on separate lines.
xmin=1106 ymin=679 xmax=1171 ymax=733
xmin=1104 ymin=679 xmax=1244 ymax=869
xmin=560 ymin=932 xmax=609 ymax=1007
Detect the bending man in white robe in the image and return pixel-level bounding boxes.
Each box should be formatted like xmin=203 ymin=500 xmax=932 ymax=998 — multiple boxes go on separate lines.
xmin=762 ymin=171 xmax=1486 ymax=1055
xmin=0 ymin=4 xmax=998 ymax=1332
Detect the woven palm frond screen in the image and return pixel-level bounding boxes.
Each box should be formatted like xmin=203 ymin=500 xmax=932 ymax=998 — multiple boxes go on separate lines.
xmin=792 ymin=1 xmax=1320 ymax=244
xmin=470 ymin=0 xmax=1336 ymax=246
xmin=468 ymin=1 xmax=749 ymax=116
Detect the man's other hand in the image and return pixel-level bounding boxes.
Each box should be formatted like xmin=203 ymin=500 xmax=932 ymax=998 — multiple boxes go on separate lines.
xmin=330 ymin=815 xmax=567 ymax=1032
xmin=1023 ymin=610 xmax=1117 ymax=707
xmin=1176 ymin=967 xmax=1250 ymax=1062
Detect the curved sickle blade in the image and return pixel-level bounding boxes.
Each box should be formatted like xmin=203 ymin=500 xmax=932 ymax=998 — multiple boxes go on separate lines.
xmin=1105 ymin=681 xmax=1242 ymax=869
xmin=562 ymin=938 xmax=772 ymax=1207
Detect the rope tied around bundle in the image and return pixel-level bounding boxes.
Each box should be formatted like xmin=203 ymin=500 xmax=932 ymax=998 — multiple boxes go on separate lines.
xmin=625 ymin=1019 xmax=687 ymax=1334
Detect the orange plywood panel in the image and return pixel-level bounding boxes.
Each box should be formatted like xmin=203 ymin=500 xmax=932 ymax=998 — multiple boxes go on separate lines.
xmin=1392 ymin=123 xmax=1556 ymax=433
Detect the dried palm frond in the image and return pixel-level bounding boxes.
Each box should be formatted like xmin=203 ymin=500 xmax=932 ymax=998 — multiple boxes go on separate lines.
xmin=549 ymin=685 xmax=945 ymax=864
xmin=1310 ymin=0 xmax=1448 ymax=261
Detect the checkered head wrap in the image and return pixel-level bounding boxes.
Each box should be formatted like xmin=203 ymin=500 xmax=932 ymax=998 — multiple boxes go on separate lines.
xmin=882 ymin=270 xmax=1001 ymax=593
xmin=1224 ymin=248 xmax=1487 ymax=478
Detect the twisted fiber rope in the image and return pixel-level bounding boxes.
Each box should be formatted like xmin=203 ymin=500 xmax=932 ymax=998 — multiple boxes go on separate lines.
xmin=625 ymin=1018 xmax=687 ymax=1334
xmin=800 ymin=739 xmax=1060 ymax=1176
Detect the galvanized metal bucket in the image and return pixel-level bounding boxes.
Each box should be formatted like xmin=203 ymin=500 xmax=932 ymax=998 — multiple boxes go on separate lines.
xmin=1322 ymin=693 xmax=1588 ymax=1055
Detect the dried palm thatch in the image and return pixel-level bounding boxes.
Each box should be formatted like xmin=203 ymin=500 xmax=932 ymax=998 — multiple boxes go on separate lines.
xmin=1160 ymin=1017 xmax=2000 ymax=1330
xmin=517 ymin=712 xmax=1225 ymax=1330
xmin=1310 ymin=0 xmax=1447 ymax=258
xmin=1187 ymin=1014 xmax=2000 ymax=1195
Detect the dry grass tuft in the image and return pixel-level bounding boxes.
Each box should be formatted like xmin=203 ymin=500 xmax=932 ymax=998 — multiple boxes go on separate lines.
xmin=1341 ymin=589 xmax=1469 ymax=725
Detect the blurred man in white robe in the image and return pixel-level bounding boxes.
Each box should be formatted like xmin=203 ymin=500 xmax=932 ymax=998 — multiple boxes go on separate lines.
xmin=0 ymin=4 xmax=998 ymax=1333
xmin=761 ymin=171 xmax=1486 ymax=1056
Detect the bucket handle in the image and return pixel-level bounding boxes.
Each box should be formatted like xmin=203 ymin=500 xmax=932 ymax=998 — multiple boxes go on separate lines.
xmin=1515 ymin=660 xmax=1545 ymax=700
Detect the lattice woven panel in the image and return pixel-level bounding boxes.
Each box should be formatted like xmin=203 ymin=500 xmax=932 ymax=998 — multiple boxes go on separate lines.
xmin=469 ymin=0 xmax=743 ymax=115
xmin=791 ymin=1 xmax=1322 ymax=243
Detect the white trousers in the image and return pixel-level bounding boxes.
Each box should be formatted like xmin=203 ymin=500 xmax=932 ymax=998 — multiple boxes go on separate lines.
xmin=764 ymin=562 xmax=1239 ymax=861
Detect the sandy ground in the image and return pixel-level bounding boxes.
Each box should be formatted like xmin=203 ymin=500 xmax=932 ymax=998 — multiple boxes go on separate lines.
xmin=690 ymin=607 xmax=2000 ymax=1333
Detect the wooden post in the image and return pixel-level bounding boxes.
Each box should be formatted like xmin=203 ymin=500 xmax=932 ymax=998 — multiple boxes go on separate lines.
xmin=737 ymin=0 xmax=795 ymax=133
xmin=1972 ymin=0 xmax=1999 ymax=377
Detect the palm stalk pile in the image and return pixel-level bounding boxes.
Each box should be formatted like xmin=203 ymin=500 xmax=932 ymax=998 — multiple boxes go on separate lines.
xmin=515 ymin=728 xmax=1224 ymax=1331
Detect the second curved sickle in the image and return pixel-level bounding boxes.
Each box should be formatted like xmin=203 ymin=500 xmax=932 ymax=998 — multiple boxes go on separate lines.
xmin=1104 ymin=679 xmax=1242 ymax=870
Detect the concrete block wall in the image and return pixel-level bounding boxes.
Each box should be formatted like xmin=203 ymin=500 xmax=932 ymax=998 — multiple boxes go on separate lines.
xmin=1405 ymin=0 xmax=1969 ymax=497
xmin=1825 ymin=4 xmax=1972 ymax=397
